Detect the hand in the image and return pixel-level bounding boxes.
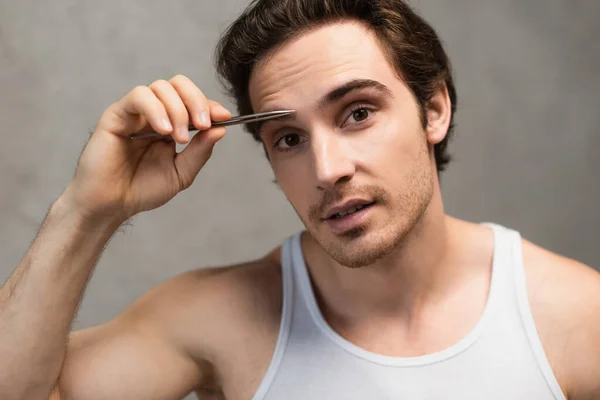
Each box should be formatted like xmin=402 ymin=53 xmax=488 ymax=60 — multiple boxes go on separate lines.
xmin=62 ymin=74 xmax=231 ymax=225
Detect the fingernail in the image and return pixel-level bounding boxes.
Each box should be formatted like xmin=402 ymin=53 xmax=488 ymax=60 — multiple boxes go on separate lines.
xmin=199 ymin=111 xmax=211 ymax=128
xmin=162 ymin=118 xmax=173 ymax=131
xmin=179 ymin=126 xmax=189 ymax=143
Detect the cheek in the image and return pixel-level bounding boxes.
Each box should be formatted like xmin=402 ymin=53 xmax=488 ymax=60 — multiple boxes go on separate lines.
xmin=350 ymin=114 xmax=422 ymax=168
xmin=274 ymin=164 xmax=312 ymax=210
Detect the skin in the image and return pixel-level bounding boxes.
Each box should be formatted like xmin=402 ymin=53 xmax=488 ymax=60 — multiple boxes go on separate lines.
xmin=0 ymin=20 xmax=598 ymax=400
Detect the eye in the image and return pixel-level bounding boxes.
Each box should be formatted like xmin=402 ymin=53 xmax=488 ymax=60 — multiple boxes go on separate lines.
xmin=273 ymin=133 xmax=305 ymax=152
xmin=343 ymin=104 xmax=374 ymax=127
xmin=351 ymin=109 xmax=369 ymax=122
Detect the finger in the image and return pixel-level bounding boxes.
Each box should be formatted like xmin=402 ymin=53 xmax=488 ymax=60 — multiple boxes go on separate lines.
xmin=116 ymin=86 xmax=174 ymax=137
xmin=169 ymin=75 xmax=211 ymax=132
xmin=173 ymin=127 xmax=226 ymax=191
xmin=149 ymin=79 xmax=190 ymax=144
xmin=208 ymin=100 xmax=232 ymax=123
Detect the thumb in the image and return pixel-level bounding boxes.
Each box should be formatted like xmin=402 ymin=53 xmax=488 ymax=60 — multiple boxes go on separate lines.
xmin=173 ymin=127 xmax=226 ymax=190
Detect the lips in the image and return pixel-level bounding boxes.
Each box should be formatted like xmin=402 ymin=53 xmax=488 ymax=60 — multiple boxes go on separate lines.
xmin=324 ymin=199 xmax=375 ymax=220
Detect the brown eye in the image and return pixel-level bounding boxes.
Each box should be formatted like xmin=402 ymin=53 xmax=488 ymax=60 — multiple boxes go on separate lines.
xmin=353 ymin=109 xmax=369 ymax=122
xmin=274 ymin=133 xmax=304 ymax=151
xmin=284 ymin=134 xmax=300 ymax=147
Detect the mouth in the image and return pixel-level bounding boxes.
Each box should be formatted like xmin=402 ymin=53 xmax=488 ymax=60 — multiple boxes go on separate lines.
xmin=324 ymin=201 xmax=376 ymax=220
xmin=323 ymin=200 xmax=376 ymax=234
xmin=329 ymin=203 xmax=375 ymax=220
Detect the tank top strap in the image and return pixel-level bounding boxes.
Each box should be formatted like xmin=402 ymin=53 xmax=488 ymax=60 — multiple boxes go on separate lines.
xmin=482 ymin=223 xmax=519 ymax=303
xmin=250 ymin=233 xmax=297 ymax=400
xmin=482 ymin=223 xmax=566 ymax=400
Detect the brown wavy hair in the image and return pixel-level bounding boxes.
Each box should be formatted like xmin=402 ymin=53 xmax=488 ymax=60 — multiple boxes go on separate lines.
xmin=215 ymin=0 xmax=458 ymax=172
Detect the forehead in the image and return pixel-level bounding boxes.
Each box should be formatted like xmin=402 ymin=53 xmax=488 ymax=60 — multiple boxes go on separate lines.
xmin=249 ymin=21 xmax=401 ymax=112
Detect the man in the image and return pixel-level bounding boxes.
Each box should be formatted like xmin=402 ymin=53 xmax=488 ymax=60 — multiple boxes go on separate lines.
xmin=0 ymin=0 xmax=598 ymax=399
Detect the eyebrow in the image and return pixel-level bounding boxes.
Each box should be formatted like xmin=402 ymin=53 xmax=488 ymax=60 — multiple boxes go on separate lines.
xmin=255 ymin=78 xmax=393 ymax=136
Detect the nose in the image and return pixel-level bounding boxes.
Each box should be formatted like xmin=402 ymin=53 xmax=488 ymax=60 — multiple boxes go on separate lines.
xmin=312 ymin=131 xmax=356 ymax=190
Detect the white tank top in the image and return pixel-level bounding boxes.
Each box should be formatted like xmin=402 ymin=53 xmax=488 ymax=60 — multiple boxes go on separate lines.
xmin=250 ymin=223 xmax=566 ymax=400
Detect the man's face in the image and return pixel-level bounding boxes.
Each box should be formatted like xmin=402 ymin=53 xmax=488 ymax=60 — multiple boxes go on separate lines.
xmin=249 ymin=22 xmax=444 ymax=268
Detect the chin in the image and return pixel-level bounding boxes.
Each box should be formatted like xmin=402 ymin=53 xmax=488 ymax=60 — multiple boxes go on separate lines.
xmin=311 ymin=216 xmax=417 ymax=269
xmin=309 ymin=190 xmax=433 ymax=269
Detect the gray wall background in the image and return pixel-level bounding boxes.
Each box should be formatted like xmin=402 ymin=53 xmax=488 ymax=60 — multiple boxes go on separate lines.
xmin=0 ymin=0 xmax=598 ymax=397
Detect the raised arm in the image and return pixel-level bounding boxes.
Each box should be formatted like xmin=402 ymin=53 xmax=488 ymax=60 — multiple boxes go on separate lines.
xmin=0 ymin=75 xmax=231 ymax=400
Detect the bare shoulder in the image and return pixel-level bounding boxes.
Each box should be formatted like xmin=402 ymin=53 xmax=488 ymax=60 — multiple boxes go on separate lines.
xmin=59 ymin=248 xmax=284 ymax=399
xmin=128 ymin=246 xmax=284 ymax=360
xmin=522 ymin=238 xmax=600 ymax=400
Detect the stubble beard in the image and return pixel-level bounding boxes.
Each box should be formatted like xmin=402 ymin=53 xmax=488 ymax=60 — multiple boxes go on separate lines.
xmin=303 ymin=142 xmax=434 ymax=269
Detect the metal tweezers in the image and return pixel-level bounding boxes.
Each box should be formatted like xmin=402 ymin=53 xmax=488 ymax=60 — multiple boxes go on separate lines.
xmin=130 ymin=109 xmax=295 ymax=140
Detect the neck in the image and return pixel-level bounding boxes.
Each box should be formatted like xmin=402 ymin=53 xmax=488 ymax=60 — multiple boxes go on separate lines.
xmin=303 ymin=182 xmax=483 ymax=325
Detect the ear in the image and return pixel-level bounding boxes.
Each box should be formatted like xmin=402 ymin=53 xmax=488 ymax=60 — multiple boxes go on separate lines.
xmin=425 ymin=83 xmax=452 ymax=145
